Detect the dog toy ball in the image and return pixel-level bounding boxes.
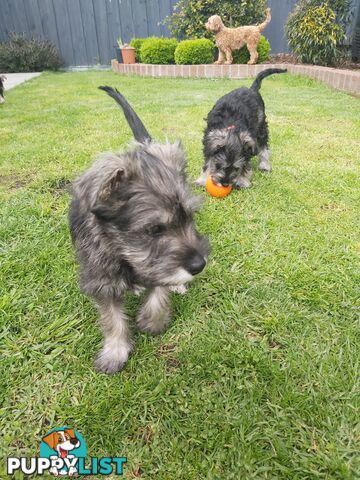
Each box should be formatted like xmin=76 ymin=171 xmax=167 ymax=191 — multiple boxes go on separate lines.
xmin=205 ymin=176 xmax=232 ymax=198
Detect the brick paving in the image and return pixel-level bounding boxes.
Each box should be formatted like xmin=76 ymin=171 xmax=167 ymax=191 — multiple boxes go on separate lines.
xmin=112 ymin=60 xmax=360 ymax=95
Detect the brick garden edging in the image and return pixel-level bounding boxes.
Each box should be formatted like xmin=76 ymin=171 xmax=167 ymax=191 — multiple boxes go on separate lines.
xmin=111 ymin=59 xmax=360 ymax=95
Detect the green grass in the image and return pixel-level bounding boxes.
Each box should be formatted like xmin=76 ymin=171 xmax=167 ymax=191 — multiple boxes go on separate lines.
xmin=0 ymin=71 xmax=359 ymax=479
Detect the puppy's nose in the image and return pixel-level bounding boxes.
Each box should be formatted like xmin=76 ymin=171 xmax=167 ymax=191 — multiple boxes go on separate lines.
xmin=185 ymin=254 xmax=206 ymax=275
xmin=70 ymin=438 xmax=79 ymax=445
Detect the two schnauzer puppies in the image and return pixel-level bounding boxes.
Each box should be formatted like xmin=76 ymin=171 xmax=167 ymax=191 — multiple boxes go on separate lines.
xmin=69 ymin=68 xmax=286 ymax=373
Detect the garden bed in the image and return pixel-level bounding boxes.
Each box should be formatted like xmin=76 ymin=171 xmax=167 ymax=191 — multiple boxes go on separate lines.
xmin=112 ymin=59 xmax=360 ymax=95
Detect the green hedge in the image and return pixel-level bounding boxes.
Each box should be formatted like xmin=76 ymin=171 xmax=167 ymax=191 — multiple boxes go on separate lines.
xmin=129 ymin=38 xmax=148 ymax=62
xmin=232 ymin=36 xmax=270 ymax=64
xmin=140 ymin=37 xmax=178 ymax=64
xmin=175 ymin=39 xmax=215 ymax=65
xmin=129 ymin=35 xmax=269 ymax=65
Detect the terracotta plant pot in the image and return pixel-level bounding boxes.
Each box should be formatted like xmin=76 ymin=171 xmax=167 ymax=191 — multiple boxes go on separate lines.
xmin=121 ymin=46 xmax=136 ymax=64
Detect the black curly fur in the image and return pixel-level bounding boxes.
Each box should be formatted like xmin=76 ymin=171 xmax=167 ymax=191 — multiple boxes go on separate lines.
xmin=196 ymin=68 xmax=287 ymax=188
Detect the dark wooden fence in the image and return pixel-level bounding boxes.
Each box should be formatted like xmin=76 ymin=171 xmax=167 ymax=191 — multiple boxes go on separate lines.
xmin=0 ymin=0 xmax=178 ymax=66
xmin=0 ymin=0 xmax=297 ymax=67
xmin=266 ymin=0 xmax=298 ymax=54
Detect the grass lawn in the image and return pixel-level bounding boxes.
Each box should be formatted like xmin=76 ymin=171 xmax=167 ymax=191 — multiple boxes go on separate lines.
xmin=0 ymin=71 xmax=359 ymax=479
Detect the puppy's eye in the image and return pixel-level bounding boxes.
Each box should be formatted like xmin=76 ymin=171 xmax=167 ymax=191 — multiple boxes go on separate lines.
xmin=148 ymin=224 xmax=166 ymax=237
xmin=58 ymin=437 xmax=63 ymax=443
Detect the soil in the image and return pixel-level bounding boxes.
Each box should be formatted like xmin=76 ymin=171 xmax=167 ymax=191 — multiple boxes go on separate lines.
xmin=0 ymin=174 xmax=31 ymax=190
xmin=264 ymin=53 xmax=360 ymax=71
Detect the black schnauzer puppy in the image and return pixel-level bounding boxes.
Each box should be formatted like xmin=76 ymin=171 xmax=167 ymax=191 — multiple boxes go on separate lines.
xmin=69 ymin=87 xmax=210 ymax=374
xmin=0 ymin=75 xmax=6 ymax=104
xmin=195 ymin=68 xmax=287 ymax=189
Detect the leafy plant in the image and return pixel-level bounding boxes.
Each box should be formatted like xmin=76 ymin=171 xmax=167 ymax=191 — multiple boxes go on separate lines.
xmin=232 ymin=35 xmax=271 ymax=64
xmin=166 ymin=0 xmax=268 ymax=40
xmin=286 ymin=2 xmax=345 ymax=65
xmin=140 ymin=37 xmax=178 ymax=64
xmin=293 ymin=0 xmax=353 ymax=28
xmin=175 ymin=38 xmax=215 ymax=64
xmin=0 ymin=33 xmax=63 ymax=72
xmin=130 ymin=38 xmax=148 ymax=62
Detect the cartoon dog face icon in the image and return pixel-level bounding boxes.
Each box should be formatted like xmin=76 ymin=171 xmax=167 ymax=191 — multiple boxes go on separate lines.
xmin=42 ymin=429 xmax=80 ymax=459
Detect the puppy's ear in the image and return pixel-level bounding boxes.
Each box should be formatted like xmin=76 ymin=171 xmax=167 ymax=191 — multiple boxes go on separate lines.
xmin=64 ymin=428 xmax=75 ymax=438
xmin=98 ymin=168 xmax=125 ymax=201
xmin=42 ymin=432 xmax=57 ymax=450
xmin=92 ymin=169 xmax=126 ymax=220
xmin=212 ymin=16 xmax=222 ymax=32
xmin=239 ymin=132 xmax=256 ymax=155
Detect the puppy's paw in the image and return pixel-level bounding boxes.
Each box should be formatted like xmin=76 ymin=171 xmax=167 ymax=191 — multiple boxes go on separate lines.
xmin=169 ymin=284 xmax=188 ymax=295
xmin=137 ymin=325 xmax=168 ymax=335
xmin=259 ymin=162 xmax=271 ymax=172
xmin=137 ymin=318 xmax=169 ymax=336
xmin=234 ymin=177 xmax=251 ymax=189
xmin=133 ymin=285 xmax=145 ymax=296
xmin=137 ymin=311 xmax=170 ymax=336
xmin=94 ymin=342 xmax=132 ymax=374
xmin=94 ymin=353 xmax=127 ymax=374
xmin=194 ymin=173 xmax=207 ymax=187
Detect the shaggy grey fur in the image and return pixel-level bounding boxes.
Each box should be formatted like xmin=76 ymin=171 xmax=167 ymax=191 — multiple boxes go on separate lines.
xmin=69 ymin=87 xmax=210 ymax=374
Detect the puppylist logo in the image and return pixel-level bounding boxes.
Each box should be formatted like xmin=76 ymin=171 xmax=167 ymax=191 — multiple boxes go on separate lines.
xmin=7 ymin=427 xmax=127 ymax=476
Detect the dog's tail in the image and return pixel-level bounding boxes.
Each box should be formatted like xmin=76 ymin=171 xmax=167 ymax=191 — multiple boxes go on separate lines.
xmin=258 ymin=8 xmax=271 ymax=32
xmin=250 ymin=68 xmax=287 ymax=92
xmin=99 ymin=86 xmax=152 ymax=143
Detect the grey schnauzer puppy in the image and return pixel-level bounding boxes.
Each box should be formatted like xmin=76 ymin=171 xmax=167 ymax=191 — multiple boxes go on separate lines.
xmin=69 ymin=86 xmax=210 ymax=374
xmin=195 ymin=68 xmax=286 ymax=189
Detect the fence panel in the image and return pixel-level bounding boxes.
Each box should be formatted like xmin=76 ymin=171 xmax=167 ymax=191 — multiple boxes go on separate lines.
xmin=0 ymin=0 xmax=298 ymax=66
xmin=266 ymin=0 xmax=298 ymax=53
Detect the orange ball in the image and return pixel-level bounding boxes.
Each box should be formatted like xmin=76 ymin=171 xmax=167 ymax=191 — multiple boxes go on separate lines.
xmin=205 ymin=176 xmax=232 ymax=198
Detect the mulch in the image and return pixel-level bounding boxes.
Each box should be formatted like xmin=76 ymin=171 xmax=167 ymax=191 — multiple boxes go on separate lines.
xmin=264 ymin=53 xmax=360 ymax=71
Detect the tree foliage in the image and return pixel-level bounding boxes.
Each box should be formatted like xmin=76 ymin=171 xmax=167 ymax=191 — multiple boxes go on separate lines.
xmin=167 ymin=0 xmax=268 ymax=39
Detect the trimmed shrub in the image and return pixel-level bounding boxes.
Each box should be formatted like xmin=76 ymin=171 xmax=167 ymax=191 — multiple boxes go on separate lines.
xmin=130 ymin=38 xmax=148 ymax=62
xmin=166 ymin=0 xmax=267 ymax=40
xmin=175 ymin=39 xmax=215 ymax=64
xmin=140 ymin=37 xmax=178 ymax=64
xmin=0 ymin=33 xmax=63 ymax=72
xmin=232 ymin=36 xmax=271 ymax=64
xmin=286 ymin=2 xmax=345 ymax=65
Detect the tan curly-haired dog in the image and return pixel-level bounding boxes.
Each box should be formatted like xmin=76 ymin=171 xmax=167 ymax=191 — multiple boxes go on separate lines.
xmin=206 ymin=8 xmax=271 ymax=65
